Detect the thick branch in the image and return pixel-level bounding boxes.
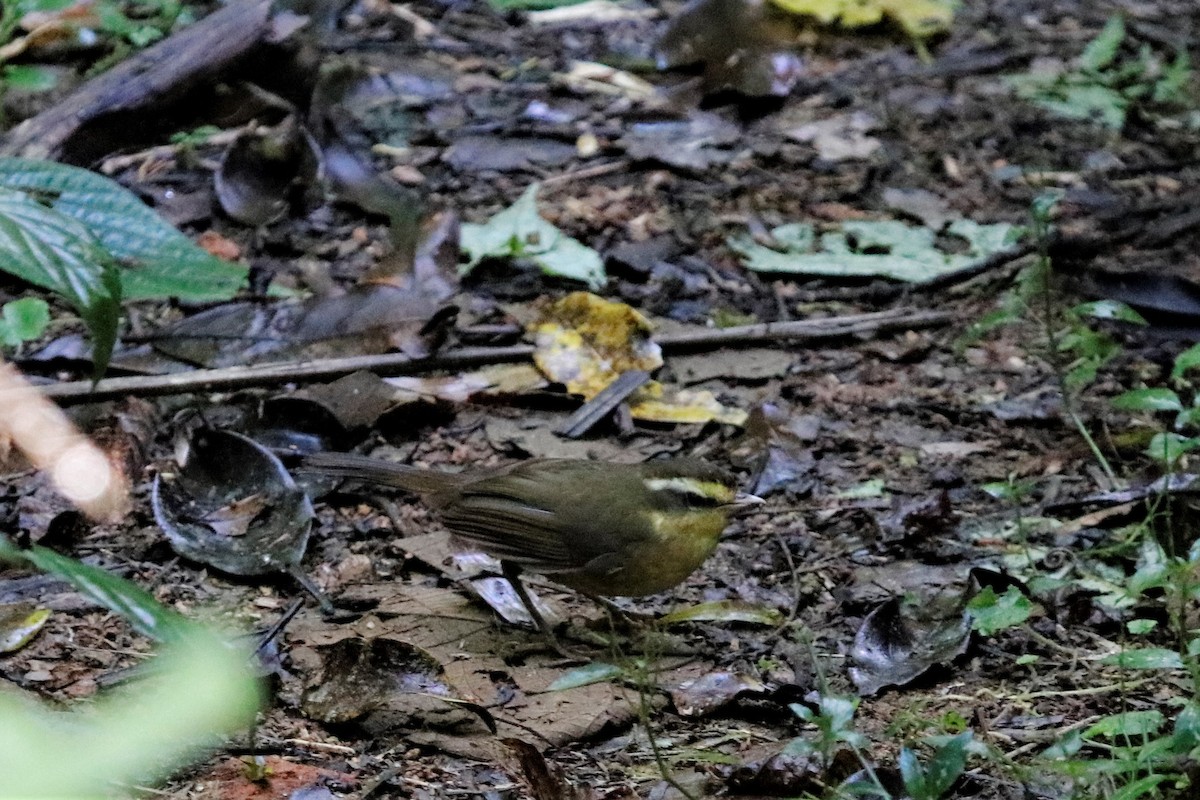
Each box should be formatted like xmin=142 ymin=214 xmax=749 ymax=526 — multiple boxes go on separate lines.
xmin=1 ymin=0 xmax=274 ymax=161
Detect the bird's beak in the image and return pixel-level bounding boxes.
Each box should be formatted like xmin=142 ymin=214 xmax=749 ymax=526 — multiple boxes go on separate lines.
xmin=733 ymin=491 xmax=766 ymax=508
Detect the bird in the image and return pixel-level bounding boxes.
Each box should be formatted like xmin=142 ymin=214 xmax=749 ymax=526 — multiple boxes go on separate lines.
xmin=300 ymin=453 xmax=762 ymax=646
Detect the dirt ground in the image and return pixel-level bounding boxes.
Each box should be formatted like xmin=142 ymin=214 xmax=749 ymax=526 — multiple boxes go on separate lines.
xmin=3 ymin=0 xmax=1200 ymax=798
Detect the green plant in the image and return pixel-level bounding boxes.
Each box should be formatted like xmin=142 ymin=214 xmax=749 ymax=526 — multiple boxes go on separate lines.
xmin=964 ymin=193 xmax=1137 ymax=483
xmin=95 ymin=0 xmax=186 ymax=48
xmin=0 ymin=297 xmax=49 ymax=347
xmin=787 ymin=694 xmax=868 ymax=761
xmin=1007 ymin=15 xmax=1194 ymax=130
xmin=0 ymin=157 xmax=250 ymax=376
xmin=899 ymin=732 xmax=972 ymax=800
xmin=0 ymin=535 xmax=260 ymax=796
xmin=966 ymin=586 xmax=1033 ymax=637
xmin=0 ymin=1 xmax=194 ymax=104
xmin=0 ymin=1 xmax=73 ymax=117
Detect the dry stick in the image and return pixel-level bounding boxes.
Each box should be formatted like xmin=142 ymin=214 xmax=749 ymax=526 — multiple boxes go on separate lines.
xmin=29 ymin=308 xmax=952 ymax=404
xmin=555 ymin=369 xmax=651 ymax=438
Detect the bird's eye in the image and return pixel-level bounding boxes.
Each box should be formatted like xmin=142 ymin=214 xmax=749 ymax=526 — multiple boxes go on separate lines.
xmin=644 ymin=477 xmax=732 ymax=507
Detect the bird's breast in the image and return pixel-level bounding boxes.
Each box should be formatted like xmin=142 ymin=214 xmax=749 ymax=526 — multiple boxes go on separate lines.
xmin=572 ymin=509 xmax=727 ymax=597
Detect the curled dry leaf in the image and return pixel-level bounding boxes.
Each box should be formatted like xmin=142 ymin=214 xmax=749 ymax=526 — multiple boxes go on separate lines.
xmin=215 ymin=116 xmax=314 ymax=227
xmin=301 ymin=636 xmax=495 ymax=734
xmin=848 ymin=596 xmax=971 ymax=696
xmin=670 ymin=671 xmax=768 ymax=716
xmin=152 ymin=428 xmax=312 ymax=577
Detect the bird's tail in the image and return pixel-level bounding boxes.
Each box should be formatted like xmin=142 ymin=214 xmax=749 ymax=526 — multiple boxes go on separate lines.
xmin=299 ymin=452 xmax=467 ymax=495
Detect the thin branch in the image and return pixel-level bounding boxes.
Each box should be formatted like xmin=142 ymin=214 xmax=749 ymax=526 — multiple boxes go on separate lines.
xmin=26 ymin=308 xmax=952 ymax=404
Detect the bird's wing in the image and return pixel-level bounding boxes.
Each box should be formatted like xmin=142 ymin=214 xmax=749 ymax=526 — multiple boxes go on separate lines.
xmin=439 ymin=493 xmax=581 ymax=572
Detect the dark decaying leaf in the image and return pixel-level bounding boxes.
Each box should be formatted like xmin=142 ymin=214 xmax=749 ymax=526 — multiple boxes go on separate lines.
xmin=670 ymin=671 xmax=768 ymax=717
xmin=657 ymin=0 xmax=804 ymax=96
xmin=502 ymin=739 xmax=593 ymax=800
xmin=252 ymin=394 xmax=350 ymax=457
xmin=151 ymin=428 xmax=312 ymax=576
xmin=848 ymin=597 xmax=971 ymax=696
xmin=301 ymin=636 xmax=494 ymax=733
xmin=214 ymin=116 xmax=314 ymax=226
xmin=621 ymin=113 xmax=743 ymax=172
xmin=150 ymin=208 xmax=457 ymax=368
xmin=721 ymin=752 xmax=823 ymax=795
xmin=444 ymin=136 xmax=577 ymax=173
xmin=309 ymin=61 xmax=422 ymax=264
xmin=151 ymin=284 xmax=457 ymax=368
xmin=740 ymin=402 xmax=821 ymax=497
xmin=876 ymin=490 xmax=955 ymax=545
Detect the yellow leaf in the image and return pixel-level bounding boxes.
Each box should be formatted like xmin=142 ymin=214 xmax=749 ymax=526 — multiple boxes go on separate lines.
xmin=767 ymin=0 xmax=954 ymax=38
xmin=531 ymin=292 xmax=662 ymax=397
xmin=632 ymin=389 xmax=748 ymax=426
xmin=529 ymin=293 xmax=746 ymax=426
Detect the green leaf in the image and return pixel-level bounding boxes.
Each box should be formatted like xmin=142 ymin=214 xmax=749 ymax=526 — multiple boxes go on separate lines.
xmin=1080 ymin=16 xmax=1126 ymax=72
xmin=1153 ymin=49 xmax=1192 ymax=104
xmin=918 ymin=732 xmax=970 ymax=799
xmin=660 ymin=600 xmax=783 ymax=626
xmin=967 ymin=586 xmax=1032 ymax=636
xmin=1 ymin=65 xmax=59 ymax=93
xmin=1172 ymin=342 xmax=1200 ymax=382
xmin=0 ymin=298 xmax=50 ymax=346
xmin=1074 ymin=300 xmax=1147 ymax=325
xmin=1110 ymin=775 xmax=1174 ymax=800
xmin=899 ymin=747 xmax=927 ymax=799
xmin=0 ymin=158 xmax=248 ymax=301
xmin=1112 ymin=387 xmax=1183 ymax=413
xmin=1126 ymin=619 xmax=1157 ymax=634
xmin=1173 ymin=701 xmax=1200 ymax=749
xmin=460 ymin=183 xmax=606 ymax=290
xmin=0 ymin=535 xmax=191 ymax=643
xmin=0 ymin=187 xmax=121 ymax=375
xmin=1146 ymin=432 xmax=1200 ymax=466
xmin=1084 ymin=710 xmax=1164 ymax=739
xmin=0 ymin=630 xmax=260 ymax=797
xmin=1100 ymin=647 xmax=1184 ymax=670
xmin=730 ymin=218 xmax=1022 ymax=282
xmin=546 ymin=662 xmax=623 ymax=691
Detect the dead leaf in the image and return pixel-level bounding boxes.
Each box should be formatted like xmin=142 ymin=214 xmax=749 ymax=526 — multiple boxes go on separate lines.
xmin=151 ymin=428 xmax=312 ymax=577
xmin=531 ymin=293 xmax=747 ymax=426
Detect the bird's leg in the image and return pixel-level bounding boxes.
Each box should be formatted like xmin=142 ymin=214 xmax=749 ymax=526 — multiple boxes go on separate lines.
xmin=502 ymin=560 xmax=576 ymax=658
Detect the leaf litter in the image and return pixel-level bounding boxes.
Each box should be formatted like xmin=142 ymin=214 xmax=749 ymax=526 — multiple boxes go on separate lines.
xmin=4 ymin=0 xmax=1200 ymax=797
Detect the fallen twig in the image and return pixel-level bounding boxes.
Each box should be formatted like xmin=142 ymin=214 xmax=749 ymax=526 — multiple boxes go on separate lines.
xmin=28 ymin=308 xmax=953 ymax=404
